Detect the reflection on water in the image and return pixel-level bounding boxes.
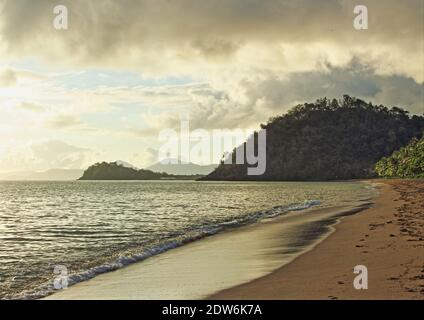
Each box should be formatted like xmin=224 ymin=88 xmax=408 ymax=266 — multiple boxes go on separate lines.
xmin=0 ymin=180 xmax=373 ymax=299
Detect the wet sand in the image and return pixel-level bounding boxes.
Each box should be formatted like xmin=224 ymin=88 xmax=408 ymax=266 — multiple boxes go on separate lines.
xmin=210 ymin=180 xmax=424 ymax=300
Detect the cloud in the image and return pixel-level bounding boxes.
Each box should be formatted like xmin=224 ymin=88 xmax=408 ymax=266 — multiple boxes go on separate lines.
xmin=30 ymin=140 xmax=93 ymax=168
xmin=0 ymin=140 xmax=95 ymax=171
xmin=0 ymin=68 xmax=17 ymax=86
xmin=132 ymin=61 xmax=423 ymax=135
xmin=16 ymin=102 xmax=45 ymax=112
xmin=0 ymin=67 xmax=44 ymax=87
xmin=0 ymin=1 xmax=422 ymax=126
xmin=139 ymin=147 xmax=159 ymax=166
xmin=239 ymin=62 xmax=424 ymax=116
xmin=0 ymin=0 xmax=422 ymax=82
xmin=45 ymin=114 xmax=83 ymax=129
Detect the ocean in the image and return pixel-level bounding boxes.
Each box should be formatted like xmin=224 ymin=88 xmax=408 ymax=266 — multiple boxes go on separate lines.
xmin=0 ymin=180 xmax=374 ymax=299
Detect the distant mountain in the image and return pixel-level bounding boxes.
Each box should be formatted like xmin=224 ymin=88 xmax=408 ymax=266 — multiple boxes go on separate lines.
xmin=79 ymin=162 xmax=204 ymax=180
xmin=115 ymin=160 xmax=138 ymax=170
xmin=0 ymin=169 xmax=84 ymax=181
xmin=203 ymin=96 xmax=424 ymax=181
xmin=376 ymin=136 xmax=424 ymax=178
xmin=147 ymin=159 xmax=217 ymax=175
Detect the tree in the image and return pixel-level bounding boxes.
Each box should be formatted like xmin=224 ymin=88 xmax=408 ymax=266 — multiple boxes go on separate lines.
xmin=203 ymin=96 xmax=424 ymax=181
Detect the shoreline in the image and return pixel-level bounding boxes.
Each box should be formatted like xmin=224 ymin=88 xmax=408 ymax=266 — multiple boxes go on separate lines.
xmin=209 ymin=179 xmax=424 ymax=300
xmin=44 ymin=183 xmax=372 ymax=300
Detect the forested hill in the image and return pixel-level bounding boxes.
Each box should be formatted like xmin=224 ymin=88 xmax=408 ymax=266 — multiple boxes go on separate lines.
xmin=203 ymin=96 xmax=424 ymax=181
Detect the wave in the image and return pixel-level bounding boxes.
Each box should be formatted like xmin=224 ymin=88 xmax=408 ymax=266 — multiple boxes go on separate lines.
xmin=16 ymin=199 xmax=321 ymax=300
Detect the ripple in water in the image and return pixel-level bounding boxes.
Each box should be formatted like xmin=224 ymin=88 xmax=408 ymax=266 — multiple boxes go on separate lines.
xmin=0 ymin=181 xmax=373 ymax=299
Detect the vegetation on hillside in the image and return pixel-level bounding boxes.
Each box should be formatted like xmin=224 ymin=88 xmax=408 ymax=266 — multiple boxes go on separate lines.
xmin=375 ymin=136 xmax=424 ymax=179
xmin=203 ymin=96 xmax=424 ymax=181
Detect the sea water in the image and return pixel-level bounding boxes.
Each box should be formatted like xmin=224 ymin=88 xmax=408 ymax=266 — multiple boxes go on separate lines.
xmin=0 ymin=180 xmax=374 ymax=299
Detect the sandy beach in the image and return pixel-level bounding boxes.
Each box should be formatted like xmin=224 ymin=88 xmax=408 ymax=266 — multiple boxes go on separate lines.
xmin=43 ymin=180 xmax=423 ymax=300
xmin=210 ymin=180 xmax=424 ymax=300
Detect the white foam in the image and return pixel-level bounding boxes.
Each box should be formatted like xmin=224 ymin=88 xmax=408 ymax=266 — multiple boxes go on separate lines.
xmin=16 ymin=199 xmax=321 ymax=300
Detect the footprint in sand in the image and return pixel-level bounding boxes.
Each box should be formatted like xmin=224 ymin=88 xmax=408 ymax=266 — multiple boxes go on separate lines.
xmin=369 ymin=223 xmax=385 ymax=230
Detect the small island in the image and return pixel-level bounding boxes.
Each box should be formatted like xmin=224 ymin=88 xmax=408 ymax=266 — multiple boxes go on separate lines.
xmin=78 ymin=162 xmax=204 ymax=180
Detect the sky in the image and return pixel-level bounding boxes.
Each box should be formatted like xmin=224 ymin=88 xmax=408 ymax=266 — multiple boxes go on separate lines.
xmin=0 ymin=0 xmax=423 ymax=172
